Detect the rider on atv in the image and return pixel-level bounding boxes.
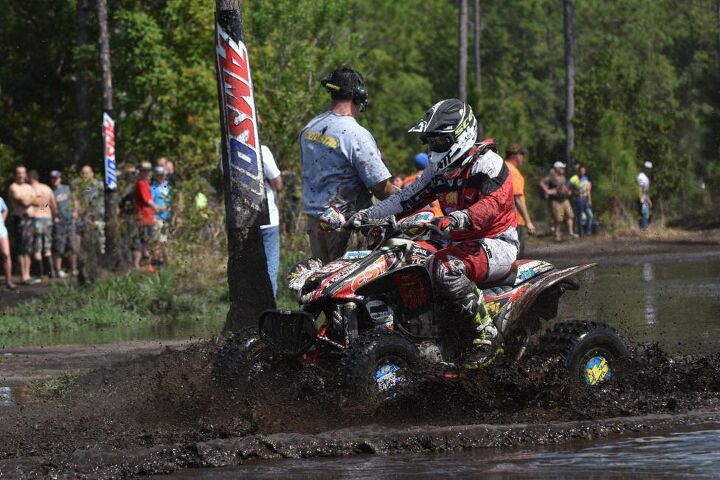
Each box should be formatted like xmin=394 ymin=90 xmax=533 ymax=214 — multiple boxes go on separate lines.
xmin=348 ymin=99 xmax=519 ymax=368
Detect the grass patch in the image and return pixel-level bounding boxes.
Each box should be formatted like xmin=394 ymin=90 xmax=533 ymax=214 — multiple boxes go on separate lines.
xmin=31 ymin=371 xmax=84 ymax=399
xmin=0 ymin=268 xmax=227 ymax=340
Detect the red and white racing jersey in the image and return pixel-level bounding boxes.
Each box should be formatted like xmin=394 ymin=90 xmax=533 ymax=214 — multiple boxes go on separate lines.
xmin=366 ymin=144 xmax=517 ymax=241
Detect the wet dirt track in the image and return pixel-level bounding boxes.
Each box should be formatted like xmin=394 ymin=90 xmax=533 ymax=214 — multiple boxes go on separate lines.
xmin=0 ymin=339 xmax=719 ymax=478
xmin=0 ymin=239 xmax=719 ymax=478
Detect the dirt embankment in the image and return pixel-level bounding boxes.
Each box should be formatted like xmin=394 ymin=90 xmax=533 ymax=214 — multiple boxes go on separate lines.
xmin=0 ymin=339 xmax=719 ymax=479
xmin=525 ymin=229 xmax=720 ymax=263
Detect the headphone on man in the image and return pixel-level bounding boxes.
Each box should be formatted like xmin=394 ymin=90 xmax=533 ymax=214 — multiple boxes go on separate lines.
xmin=320 ymin=68 xmax=368 ymax=111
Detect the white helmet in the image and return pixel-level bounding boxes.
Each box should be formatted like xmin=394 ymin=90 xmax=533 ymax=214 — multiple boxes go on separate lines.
xmin=408 ymin=99 xmax=478 ymax=176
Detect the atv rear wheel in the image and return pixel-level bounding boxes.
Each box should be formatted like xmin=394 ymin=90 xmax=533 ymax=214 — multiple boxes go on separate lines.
xmin=338 ymin=331 xmax=420 ymax=403
xmin=212 ymin=327 xmax=275 ymax=387
xmin=541 ymin=321 xmax=628 ymax=387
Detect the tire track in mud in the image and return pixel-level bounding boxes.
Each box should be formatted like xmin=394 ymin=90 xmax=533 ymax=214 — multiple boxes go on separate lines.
xmin=0 ymin=341 xmax=719 ymax=478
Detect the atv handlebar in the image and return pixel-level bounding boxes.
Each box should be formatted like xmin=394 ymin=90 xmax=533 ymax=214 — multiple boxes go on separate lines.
xmin=352 ymin=217 xmax=450 ymax=239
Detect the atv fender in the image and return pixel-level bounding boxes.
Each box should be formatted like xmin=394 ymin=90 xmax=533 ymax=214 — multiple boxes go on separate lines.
xmin=499 ymin=263 xmax=595 ymax=334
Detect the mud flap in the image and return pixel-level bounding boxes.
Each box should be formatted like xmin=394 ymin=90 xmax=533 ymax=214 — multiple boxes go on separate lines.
xmin=259 ymin=310 xmax=317 ymax=356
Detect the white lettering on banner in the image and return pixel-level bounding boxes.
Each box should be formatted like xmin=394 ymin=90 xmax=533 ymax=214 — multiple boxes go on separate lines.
xmin=103 ymin=112 xmax=117 ymax=190
xmin=216 ymin=25 xmax=264 ymax=210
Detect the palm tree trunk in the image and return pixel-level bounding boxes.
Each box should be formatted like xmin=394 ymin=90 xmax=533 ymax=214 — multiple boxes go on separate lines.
xmin=74 ymin=0 xmax=90 ymax=167
xmin=97 ymin=0 xmax=119 ymax=270
xmin=563 ymin=0 xmax=576 ymax=171
xmin=458 ymin=0 xmax=468 ymax=102
xmin=214 ymin=0 xmax=276 ymax=333
xmin=473 ymin=0 xmax=481 ymax=98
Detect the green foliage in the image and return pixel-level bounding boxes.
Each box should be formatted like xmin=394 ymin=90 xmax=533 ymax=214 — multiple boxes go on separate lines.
xmin=0 ymin=268 xmax=226 ymax=340
xmin=32 ymin=371 xmax=84 ymax=399
xmin=0 ymin=0 xmax=718 ymax=219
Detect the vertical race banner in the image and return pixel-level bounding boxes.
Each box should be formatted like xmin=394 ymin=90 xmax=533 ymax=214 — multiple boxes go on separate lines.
xmin=102 ymin=112 xmax=117 ymax=190
xmin=215 ymin=8 xmax=266 ymax=227
xmin=214 ymin=0 xmax=275 ymax=332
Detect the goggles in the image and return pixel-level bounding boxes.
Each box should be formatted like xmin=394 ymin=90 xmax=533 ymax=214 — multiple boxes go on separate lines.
xmin=422 ymin=133 xmax=455 ymax=153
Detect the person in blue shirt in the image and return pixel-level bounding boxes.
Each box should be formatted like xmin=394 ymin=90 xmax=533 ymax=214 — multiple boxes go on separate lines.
xmin=151 ymin=166 xmax=171 ymax=264
xmin=0 ymin=196 xmax=15 ymax=289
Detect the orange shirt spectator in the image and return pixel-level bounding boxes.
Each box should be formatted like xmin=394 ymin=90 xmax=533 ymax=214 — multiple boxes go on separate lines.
xmin=504 ymin=144 xmax=535 ymax=258
xmin=505 ymin=162 xmax=526 ymax=227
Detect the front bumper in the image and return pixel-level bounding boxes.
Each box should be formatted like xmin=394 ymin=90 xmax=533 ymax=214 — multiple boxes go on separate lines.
xmin=259 ymin=310 xmax=317 ymax=356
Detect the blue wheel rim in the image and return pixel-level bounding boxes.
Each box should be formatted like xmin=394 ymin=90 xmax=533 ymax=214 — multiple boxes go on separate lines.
xmin=583 ymin=355 xmax=612 ymax=385
xmin=374 ymin=362 xmax=404 ymax=391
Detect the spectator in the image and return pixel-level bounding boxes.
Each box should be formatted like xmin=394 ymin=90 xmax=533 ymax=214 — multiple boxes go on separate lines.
xmin=8 ymin=165 xmax=37 ymax=284
xmin=300 ymin=66 xmax=395 ymax=262
xmin=133 ymin=161 xmax=162 ymax=271
xmin=74 ymin=165 xmax=106 ymax=255
xmin=155 ymin=156 xmax=177 ymax=186
xmin=28 ymin=170 xmax=57 ymax=278
xmin=151 ymin=166 xmax=171 ymax=265
xmin=260 ymin=145 xmax=282 ymax=297
xmin=50 ymin=171 xmax=78 ymax=277
xmin=165 ymin=159 xmax=177 ymax=186
xmin=569 ymin=166 xmax=594 ymax=236
xmin=637 ymin=161 xmax=653 ymax=231
xmin=0 ymin=196 xmax=16 ymax=289
xmin=504 ymin=144 xmax=535 ymax=258
xmin=402 ymin=152 xmax=443 ymax=217
xmin=539 ymin=161 xmax=576 ymax=241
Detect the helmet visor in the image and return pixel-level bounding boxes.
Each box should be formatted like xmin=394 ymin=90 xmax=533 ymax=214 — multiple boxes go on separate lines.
xmin=423 ymin=133 xmax=455 ymax=153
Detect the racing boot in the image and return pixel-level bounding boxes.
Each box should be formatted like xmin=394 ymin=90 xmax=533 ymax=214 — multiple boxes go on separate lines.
xmin=462 ymin=289 xmax=500 ymax=369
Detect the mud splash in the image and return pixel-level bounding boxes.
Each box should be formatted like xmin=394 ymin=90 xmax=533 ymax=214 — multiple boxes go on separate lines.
xmin=0 ymin=342 xmax=719 ymax=478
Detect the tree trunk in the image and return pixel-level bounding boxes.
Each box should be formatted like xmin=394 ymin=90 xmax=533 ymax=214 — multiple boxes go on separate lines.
xmin=458 ymin=0 xmax=468 ymax=102
xmin=74 ymin=0 xmax=90 ymax=167
xmin=563 ymin=0 xmax=576 ymax=171
xmin=214 ymin=0 xmax=275 ymax=334
xmin=97 ymin=0 xmax=119 ymax=269
xmin=473 ymin=0 xmax=481 ymax=98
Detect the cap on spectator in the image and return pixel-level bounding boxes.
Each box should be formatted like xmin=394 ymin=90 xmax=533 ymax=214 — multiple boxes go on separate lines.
xmin=553 ymin=161 xmax=566 ymax=169
xmin=154 ymin=166 xmax=165 ymax=175
xmin=644 ymin=161 xmax=653 ymax=169
xmin=50 ymin=170 xmax=62 ymax=178
xmin=140 ymin=161 xmax=152 ymax=171
xmin=505 ymin=143 xmax=525 ymax=157
xmin=414 ymin=152 xmax=428 ymax=170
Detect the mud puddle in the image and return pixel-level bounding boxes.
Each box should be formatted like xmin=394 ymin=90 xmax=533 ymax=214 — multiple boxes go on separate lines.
xmin=0 ymin=250 xmax=718 ymax=478
xmin=0 ymin=340 xmax=719 ymax=478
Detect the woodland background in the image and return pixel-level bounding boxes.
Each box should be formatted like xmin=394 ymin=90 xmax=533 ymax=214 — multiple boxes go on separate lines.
xmin=1 ymin=0 xmax=719 ymax=226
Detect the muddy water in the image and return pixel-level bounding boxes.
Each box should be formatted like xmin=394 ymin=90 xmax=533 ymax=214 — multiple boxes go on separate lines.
xmin=165 ymin=424 xmax=720 ymax=479
xmin=559 ymin=254 xmax=720 ymax=354
xmin=157 ymin=253 xmax=720 ymax=479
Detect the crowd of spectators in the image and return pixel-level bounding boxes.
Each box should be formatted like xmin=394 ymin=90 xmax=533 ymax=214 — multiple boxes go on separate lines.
xmin=0 ymin=157 xmax=176 ymax=288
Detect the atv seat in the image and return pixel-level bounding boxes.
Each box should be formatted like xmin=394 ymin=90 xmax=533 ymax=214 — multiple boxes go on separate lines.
xmin=477 ymin=266 xmax=518 ymax=289
xmin=477 ymin=260 xmax=556 ymax=292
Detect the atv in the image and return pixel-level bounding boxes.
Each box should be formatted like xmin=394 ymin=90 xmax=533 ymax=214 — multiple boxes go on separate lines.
xmin=214 ymin=209 xmax=627 ymax=399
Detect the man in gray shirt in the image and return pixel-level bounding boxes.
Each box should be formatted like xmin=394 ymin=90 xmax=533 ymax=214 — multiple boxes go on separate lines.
xmin=300 ymin=67 xmax=395 ymax=262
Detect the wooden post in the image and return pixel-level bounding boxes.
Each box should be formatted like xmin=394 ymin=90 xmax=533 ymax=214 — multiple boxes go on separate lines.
xmin=458 ymin=0 xmax=468 ymax=102
xmin=564 ymin=0 xmax=576 ymax=171
xmin=214 ymin=0 xmax=275 ymax=333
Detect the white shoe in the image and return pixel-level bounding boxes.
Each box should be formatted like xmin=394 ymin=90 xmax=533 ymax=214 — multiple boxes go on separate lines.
xmin=58 ymin=270 xmax=68 ymax=278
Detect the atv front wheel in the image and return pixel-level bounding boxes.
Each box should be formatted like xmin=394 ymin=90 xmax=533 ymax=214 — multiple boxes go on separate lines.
xmin=338 ymin=331 xmax=421 ymax=402
xmin=212 ymin=327 xmax=275 ymax=387
xmin=541 ymin=321 xmax=628 ymax=387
